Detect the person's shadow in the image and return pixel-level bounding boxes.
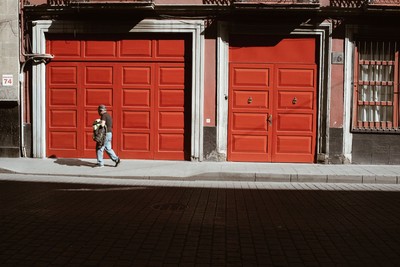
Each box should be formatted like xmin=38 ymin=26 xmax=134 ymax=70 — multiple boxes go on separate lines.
xmin=54 ymin=159 xmax=95 ymax=167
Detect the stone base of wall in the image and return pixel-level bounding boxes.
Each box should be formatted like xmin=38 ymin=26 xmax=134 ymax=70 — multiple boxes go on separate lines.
xmin=328 ymin=127 xmax=344 ymax=164
xmin=0 ymin=101 xmax=20 ymax=157
xmin=203 ymin=126 xmax=226 ymax=161
xmin=352 ymin=133 xmax=400 ymax=165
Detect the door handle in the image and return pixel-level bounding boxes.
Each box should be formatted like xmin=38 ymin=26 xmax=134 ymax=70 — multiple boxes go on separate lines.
xmin=267 ymin=114 xmax=272 ymax=125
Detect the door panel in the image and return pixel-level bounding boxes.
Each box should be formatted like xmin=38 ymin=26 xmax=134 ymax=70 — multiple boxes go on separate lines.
xmin=85 ymin=40 xmax=117 ymax=58
xmin=276 ymin=136 xmax=313 ymax=154
xmin=272 ymin=64 xmax=317 ymax=163
xmin=49 ymin=132 xmax=77 ymax=150
xmin=232 ymin=113 xmax=268 ymax=131
xmin=119 ymin=63 xmax=153 ymax=159
xmin=230 ymin=37 xmax=316 ymax=64
xmin=233 ymin=69 xmax=270 ymax=87
xmin=228 ymin=64 xmax=273 ymax=162
xmin=46 ymin=62 xmax=80 ymax=158
xmin=82 ymin=62 xmax=116 ymax=158
xmin=233 ymin=91 xmax=269 ymax=109
xmin=154 ymin=63 xmax=186 ymax=160
xmin=232 ymin=135 xmax=268 ymax=153
xmin=228 ymin=50 xmax=317 ymax=163
xmin=277 ymin=91 xmax=314 ymax=110
xmin=123 ymin=133 xmax=150 ymax=151
xmin=277 ymin=68 xmax=315 ymax=88
xmin=277 ymin=114 xmax=313 ymax=132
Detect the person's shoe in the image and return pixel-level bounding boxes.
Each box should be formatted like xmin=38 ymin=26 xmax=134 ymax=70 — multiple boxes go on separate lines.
xmin=115 ymin=158 xmax=120 ymax=167
xmin=94 ymin=164 xmax=104 ymax=168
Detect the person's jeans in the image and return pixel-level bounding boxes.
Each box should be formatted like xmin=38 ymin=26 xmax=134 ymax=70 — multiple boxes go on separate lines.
xmin=97 ymin=132 xmax=118 ymax=166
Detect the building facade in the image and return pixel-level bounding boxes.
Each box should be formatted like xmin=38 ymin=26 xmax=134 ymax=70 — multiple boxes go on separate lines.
xmin=10 ymin=0 xmax=400 ymax=164
xmin=0 ymin=0 xmax=19 ymax=157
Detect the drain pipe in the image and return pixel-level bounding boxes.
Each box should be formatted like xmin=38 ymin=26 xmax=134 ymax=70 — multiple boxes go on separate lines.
xmin=19 ymin=53 xmax=54 ymax=157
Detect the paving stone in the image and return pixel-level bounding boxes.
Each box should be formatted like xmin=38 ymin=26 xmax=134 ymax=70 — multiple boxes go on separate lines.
xmin=1 ymin=180 xmax=400 ymax=265
xmin=255 ymin=173 xmax=290 ymax=182
xmin=294 ymin=174 xmax=328 ymax=183
xmin=362 ymin=175 xmax=376 ymax=184
xmin=327 ymin=175 xmax=363 ymax=183
xmin=375 ymin=175 xmax=397 ymax=184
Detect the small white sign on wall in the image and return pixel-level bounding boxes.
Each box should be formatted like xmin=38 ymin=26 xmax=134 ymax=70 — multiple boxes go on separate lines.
xmin=2 ymin=74 xmax=13 ymax=86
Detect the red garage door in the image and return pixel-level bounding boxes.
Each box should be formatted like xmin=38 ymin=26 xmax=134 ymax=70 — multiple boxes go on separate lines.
xmin=46 ymin=36 xmax=191 ymax=160
xmin=228 ymin=36 xmax=317 ymax=163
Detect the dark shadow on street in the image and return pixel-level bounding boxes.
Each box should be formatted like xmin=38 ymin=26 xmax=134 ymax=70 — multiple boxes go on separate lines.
xmin=54 ymin=158 xmax=95 ymax=167
xmin=0 ymin=180 xmax=399 ymax=266
xmin=0 ymin=168 xmax=15 ymax=174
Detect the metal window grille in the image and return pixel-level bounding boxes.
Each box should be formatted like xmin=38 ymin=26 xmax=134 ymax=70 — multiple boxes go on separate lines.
xmin=233 ymin=0 xmax=318 ymax=3
xmin=353 ymin=40 xmax=399 ymax=130
xmin=369 ymin=0 xmax=400 ymax=5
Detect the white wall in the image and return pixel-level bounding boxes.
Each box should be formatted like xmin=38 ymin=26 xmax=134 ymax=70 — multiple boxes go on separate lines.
xmin=0 ymin=0 xmax=19 ymax=100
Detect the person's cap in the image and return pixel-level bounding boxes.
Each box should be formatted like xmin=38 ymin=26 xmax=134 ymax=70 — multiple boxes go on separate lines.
xmin=98 ymin=105 xmax=107 ymax=112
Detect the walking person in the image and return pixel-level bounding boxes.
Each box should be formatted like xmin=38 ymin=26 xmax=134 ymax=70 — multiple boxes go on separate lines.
xmin=95 ymin=104 xmax=121 ymax=168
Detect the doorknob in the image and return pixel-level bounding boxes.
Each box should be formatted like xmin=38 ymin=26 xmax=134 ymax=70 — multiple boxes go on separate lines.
xmin=292 ymin=97 xmax=297 ymax=105
xmin=267 ymin=114 xmax=272 ymax=125
xmin=247 ymin=96 xmax=253 ymax=104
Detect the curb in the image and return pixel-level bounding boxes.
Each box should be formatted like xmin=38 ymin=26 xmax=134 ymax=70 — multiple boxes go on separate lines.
xmin=0 ymin=169 xmax=399 ymax=184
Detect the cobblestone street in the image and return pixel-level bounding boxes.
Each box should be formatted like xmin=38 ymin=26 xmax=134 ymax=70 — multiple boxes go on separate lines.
xmin=1 ymin=179 xmax=400 ymax=266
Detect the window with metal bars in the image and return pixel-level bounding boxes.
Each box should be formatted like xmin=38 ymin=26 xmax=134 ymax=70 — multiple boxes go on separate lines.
xmin=352 ymin=39 xmax=399 ymax=131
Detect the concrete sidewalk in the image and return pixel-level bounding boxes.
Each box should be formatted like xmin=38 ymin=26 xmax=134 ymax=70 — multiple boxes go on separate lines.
xmin=0 ymin=157 xmax=400 ymax=184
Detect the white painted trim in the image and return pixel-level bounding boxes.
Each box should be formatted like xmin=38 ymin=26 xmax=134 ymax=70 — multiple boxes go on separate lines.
xmin=31 ymin=19 xmax=205 ymax=160
xmin=216 ymin=23 xmax=331 ymax=161
xmin=216 ymin=22 xmax=229 ymax=159
xmin=343 ymin=25 xmax=357 ymax=163
xmin=31 ymin=21 xmax=47 ymax=159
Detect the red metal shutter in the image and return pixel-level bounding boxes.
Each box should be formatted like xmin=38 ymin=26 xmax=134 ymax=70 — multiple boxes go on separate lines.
xmin=46 ymin=36 xmax=189 ymax=160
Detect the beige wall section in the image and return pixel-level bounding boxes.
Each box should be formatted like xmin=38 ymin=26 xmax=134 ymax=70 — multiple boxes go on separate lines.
xmin=156 ymin=0 xmax=204 ymax=3
xmin=204 ymin=38 xmax=216 ymax=126
xmin=23 ymin=0 xmax=46 ymax=5
xmin=0 ymin=0 xmax=19 ymax=100
xmin=27 ymin=0 xmax=334 ymax=5
xmin=28 ymin=0 xmax=206 ymax=4
xmin=330 ymin=38 xmax=344 ymax=128
xmin=25 ymin=0 xmax=338 ymax=6
xmin=319 ymin=0 xmax=330 ymax=7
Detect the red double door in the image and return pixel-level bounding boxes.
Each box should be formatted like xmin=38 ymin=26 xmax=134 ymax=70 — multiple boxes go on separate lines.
xmin=228 ymin=37 xmax=318 ymax=163
xmin=46 ymin=36 xmax=190 ymax=160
